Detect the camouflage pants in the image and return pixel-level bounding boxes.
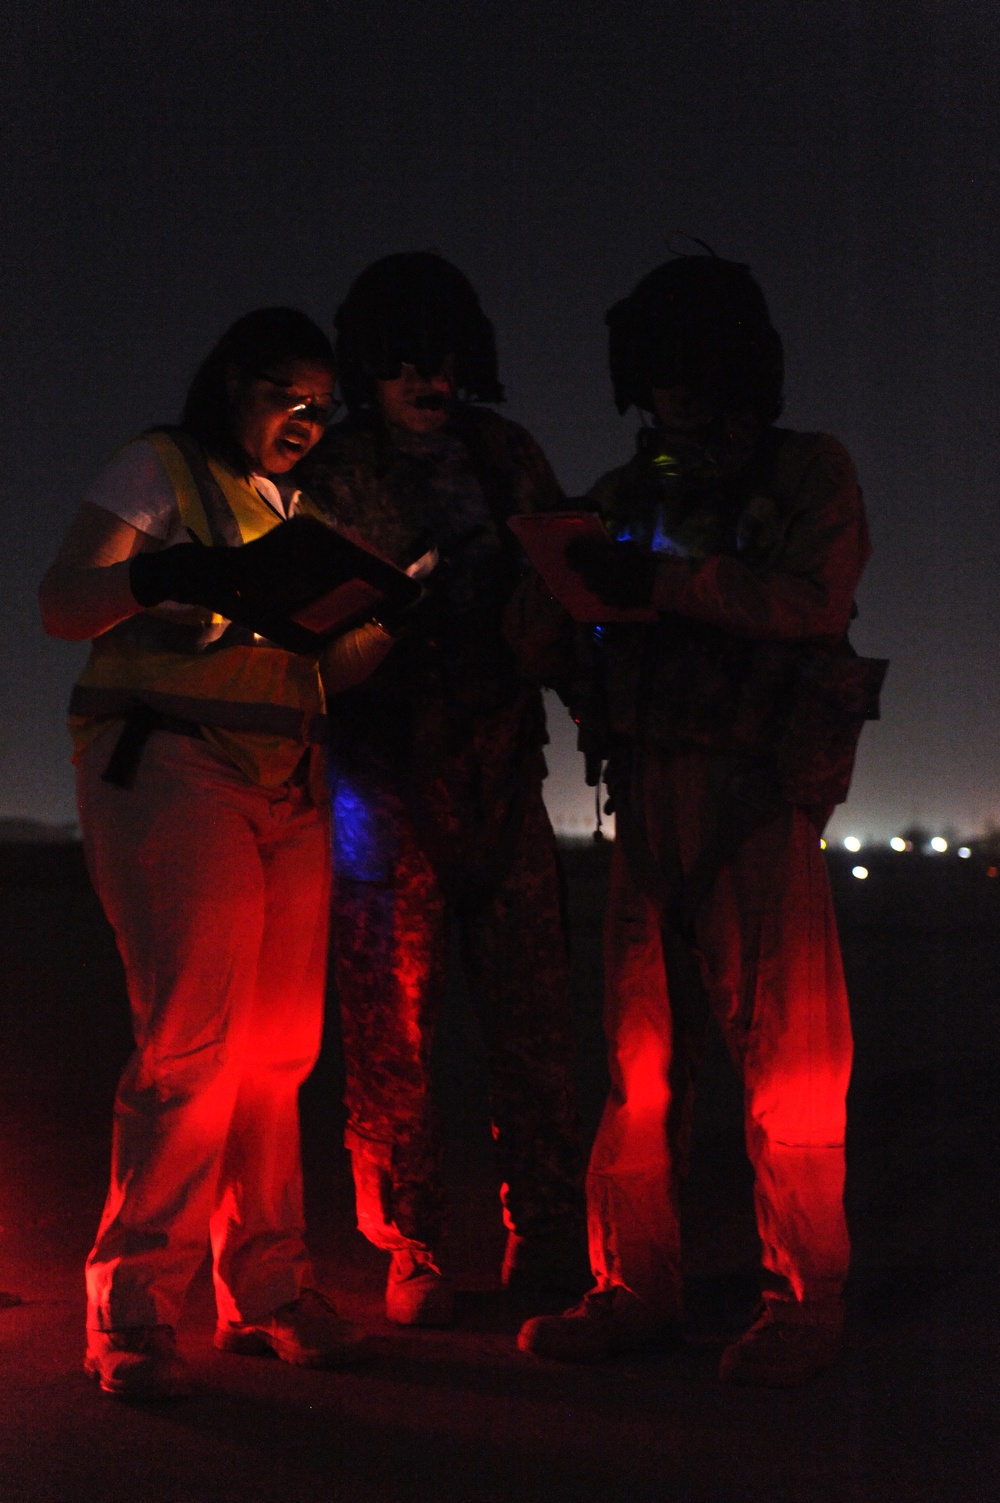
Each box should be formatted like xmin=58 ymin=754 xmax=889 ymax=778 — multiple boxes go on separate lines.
xmin=330 ymin=763 xmax=584 ymax=1254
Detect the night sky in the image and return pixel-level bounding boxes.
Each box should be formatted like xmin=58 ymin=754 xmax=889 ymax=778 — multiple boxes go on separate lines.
xmin=4 ymin=1 xmax=998 ymax=840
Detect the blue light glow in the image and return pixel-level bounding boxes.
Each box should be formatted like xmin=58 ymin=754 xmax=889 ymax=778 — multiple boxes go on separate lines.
xmin=331 ymin=776 xmax=395 ymax=881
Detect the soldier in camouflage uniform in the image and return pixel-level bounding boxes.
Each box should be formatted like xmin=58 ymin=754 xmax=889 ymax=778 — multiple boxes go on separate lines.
xmin=517 ymin=255 xmax=885 ymax=1384
xmin=300 ymin=253 xmax=586 ymax=1325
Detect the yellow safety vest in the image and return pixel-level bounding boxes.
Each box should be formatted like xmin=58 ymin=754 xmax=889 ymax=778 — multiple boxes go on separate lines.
xmin=70 ymin=430 xmax=328 ymax=788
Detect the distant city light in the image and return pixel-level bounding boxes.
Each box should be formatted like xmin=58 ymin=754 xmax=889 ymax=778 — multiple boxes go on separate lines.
xmin=988 ymin=866 xmax=999 ymax=879
xmin=844 ymin=836 xmax=862 ymax=852
xmin=852 ymin=865 xmax=869 ymax=880
xmin=930 ymin=837 xmax=948 ymax=853
xmin=958 ymin=847 xmax=972 ymax=859
xmin=819 ymin=838 xmax=827 ymax=850
xmin=889 ymin=836 xmax=907 ymax=852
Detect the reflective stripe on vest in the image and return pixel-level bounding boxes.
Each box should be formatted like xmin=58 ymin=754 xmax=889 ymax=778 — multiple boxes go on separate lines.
xmin=72 ymin=432 xmax=327 ymax=748
xmin=68 ymin=683 xmax=328 ymax=744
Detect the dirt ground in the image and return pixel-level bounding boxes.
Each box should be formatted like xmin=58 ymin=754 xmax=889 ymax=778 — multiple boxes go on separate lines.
xmin=0 ymin=838 xmax=997 ymax=1503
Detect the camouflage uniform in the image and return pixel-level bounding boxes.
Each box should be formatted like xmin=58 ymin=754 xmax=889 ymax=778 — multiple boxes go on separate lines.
xmin=301 ymin=408 xmax=584 ymax=1255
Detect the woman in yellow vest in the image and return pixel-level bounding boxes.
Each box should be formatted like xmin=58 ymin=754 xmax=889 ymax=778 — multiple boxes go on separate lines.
xmin=40 ymin=308 xmax=362 ymax=1398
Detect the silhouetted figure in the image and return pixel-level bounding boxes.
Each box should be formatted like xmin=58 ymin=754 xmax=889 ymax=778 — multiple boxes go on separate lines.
xmin=302 ymin=253 xmax=588 ymax=1326
xmin=518 ymin=255 xmax=885 ymax=1385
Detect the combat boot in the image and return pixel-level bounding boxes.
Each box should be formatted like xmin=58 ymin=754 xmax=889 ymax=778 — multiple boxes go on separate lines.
xmin=518 ymin=1285 xmax=679 ymax=1362
xmin=385 ymin=1249 xmax=455 ymax=1326
xmin=215 ymin=1288 xmax=364 ymax=1368
xmin=719 ymin=1293 xmax=844 ymax=1386
xmin=85 ymin=1325 xmax=193 ymax=1400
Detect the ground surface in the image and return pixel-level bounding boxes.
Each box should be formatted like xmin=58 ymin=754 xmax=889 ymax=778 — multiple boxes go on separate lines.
xmin=0 ymin=838 xmax=997 ymax=1502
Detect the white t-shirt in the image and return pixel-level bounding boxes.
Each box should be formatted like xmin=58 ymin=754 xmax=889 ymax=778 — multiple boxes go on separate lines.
xmin=83 ymin=437 xmax=301 ymax=545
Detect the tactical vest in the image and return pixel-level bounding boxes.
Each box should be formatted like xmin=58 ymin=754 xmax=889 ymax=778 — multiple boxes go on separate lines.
xmin=584 ymin=430 xmax=886 ymax=808
xmin=69 ymin=430 xmax=328 ymax=788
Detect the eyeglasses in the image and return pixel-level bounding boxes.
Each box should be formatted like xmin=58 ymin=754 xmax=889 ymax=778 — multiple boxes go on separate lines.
xmin=254 ymin=373 xmax=340 ymax=427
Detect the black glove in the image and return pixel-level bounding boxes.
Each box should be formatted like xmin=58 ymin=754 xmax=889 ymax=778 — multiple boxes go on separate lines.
xmin=564 ymin=535 xmax=658 ymax=610
xmin=130 ymin=516 xmax=420 ymax=627
xmin=129 ymin=541 xmax=241 ymax=611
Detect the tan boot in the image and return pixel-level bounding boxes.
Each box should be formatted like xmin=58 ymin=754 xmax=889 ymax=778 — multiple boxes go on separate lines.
xmin=518 ymin=1286 xmax=679 ymax=1363
xmin=719 ymin=1294 xmax=844 ymax=1386
xmin=85 ymin=1326 xmax=193 ymax=1400
xmin=385 ymin=1250 xmax=455 ymax=1326
xmin=215 ymin=1288 xmax=364 ymax=1368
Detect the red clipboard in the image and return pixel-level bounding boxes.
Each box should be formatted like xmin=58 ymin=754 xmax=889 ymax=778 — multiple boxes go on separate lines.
xmin=507 ymin=512 xmax=659 ymax=623
xmin=290 ymin=578 xmax=390 ymax=634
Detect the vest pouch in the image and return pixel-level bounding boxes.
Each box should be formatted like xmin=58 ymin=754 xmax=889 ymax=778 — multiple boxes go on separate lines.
xmin=777 ymin=647 xmax=888 ymax=807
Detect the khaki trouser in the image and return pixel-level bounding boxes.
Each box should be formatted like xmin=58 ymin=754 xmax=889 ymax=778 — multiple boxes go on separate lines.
xmin=588 ymin=747 xmax=852 ymax=1318
xmin=78 ymin=728 xmax=330 ymax=1330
